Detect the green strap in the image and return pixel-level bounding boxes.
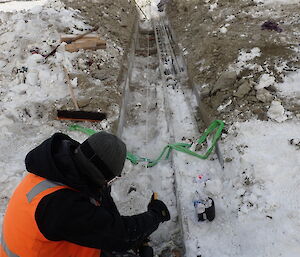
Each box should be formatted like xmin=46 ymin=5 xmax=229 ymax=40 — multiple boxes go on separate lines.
xmin=69 ymin=125 xmax=97 ymax=136
xmin=68 ymin=120 xmax=224 ymax=167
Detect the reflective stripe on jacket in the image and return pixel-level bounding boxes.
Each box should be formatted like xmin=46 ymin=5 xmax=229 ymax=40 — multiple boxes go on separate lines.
xmin=0 ymin=173 xmax=101 ymax=257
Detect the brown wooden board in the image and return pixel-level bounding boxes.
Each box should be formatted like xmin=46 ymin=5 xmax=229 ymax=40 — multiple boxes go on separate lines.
xmin=61 ymin=35 xmax=106 ymax=45
xmin=64 ymin=39 xmax=106 ymax=52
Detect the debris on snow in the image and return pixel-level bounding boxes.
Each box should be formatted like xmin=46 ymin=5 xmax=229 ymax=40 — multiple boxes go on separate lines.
xmin=212 ymin=71 xmax=237 ymax=94
xmin=256 ymin=88 xmax=274 ymax=103
xmin=217 ymin=99 xmax=232 ymax=112
xmin=233 ymin=81 xmax=252 ymax=98
xmin=261 ymin=21 xmax=283 ymax=33
xmin=289 ymin=138 xmax=300 ymax=150
xmin=255 ymin=74 xmax=276 ymax=90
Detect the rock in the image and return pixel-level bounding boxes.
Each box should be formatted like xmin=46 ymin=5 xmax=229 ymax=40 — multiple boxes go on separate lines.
xmin=91 ymin=70 xmax=109 ymax=80
xmin=225 ymin=157 xmax=233 ymax=162
xmin=233 ymin=81 xmax=252 ymax=98
xmin=255 ymin=74 xmax=275 ymax=90
xmin=256 ymin=88 xmax=273 ymax=103
xmin=253 ymin=108 xmax=268 ymax=121
xmin=120 ymin=21 xmax=127 ymax=27
xmin=252 ymin=34 xmax=261 ymax=41
xmin=212 ymin=91 xmax=232 ymax=109
xmin=267 ymin=84 xmax=277 ymax=92
xmin=288 ymin=105 xmax=300 ymax=112
xmin=247 ymin=96 xmax=258 ymax=102
xmin=200 ymin=86 xmax=211 ymax=97
xmin=267 ymin=100 xmax=287 ymax=122
xmin=77 ymin=58 xmax=88 ymax=70
xmin=211 ymin=71 xmax=237 ymax=94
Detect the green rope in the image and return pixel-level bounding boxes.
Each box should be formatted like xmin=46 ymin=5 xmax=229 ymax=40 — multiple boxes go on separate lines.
xmin=68 ymin=120 xmax=225 ymax=167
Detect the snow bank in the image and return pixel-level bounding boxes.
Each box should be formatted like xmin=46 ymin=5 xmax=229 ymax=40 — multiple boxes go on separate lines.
xmin=275 ymin=70 xmax=300 ymax=98
xmin=0 ymin=0 xmax=91 ymax=226
xmin=205 ymin=120 xmax=300 ymax=257
xmin=0 ymin=0 xmax=89 ymax=133
xmin=0 ymin=0 xmax=48 ymax=12
xmin=267 ymin=100 xmax=287 ymax=122
xmin=254 ymin=0 xmax=300 ymax=4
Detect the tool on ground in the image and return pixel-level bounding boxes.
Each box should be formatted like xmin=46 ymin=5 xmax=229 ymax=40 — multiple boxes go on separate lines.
xmin=68 ymin=120 xmax=225 ymax=166
xmin=44 ymin=25 xmax=99 ymax=59
xmin=193 ymin=191 xmax=215 ymax=222
xmin=57 ymin=66 xmax=107 ymax=122
xmin=57 ymin=110 xmax=107 ymax=122
xmin=63 ymin=66 xmax=79 ymax=110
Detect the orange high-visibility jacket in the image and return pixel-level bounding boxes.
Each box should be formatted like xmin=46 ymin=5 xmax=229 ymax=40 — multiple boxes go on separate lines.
xmin=0 ymin=173 xmax=101 ymax=257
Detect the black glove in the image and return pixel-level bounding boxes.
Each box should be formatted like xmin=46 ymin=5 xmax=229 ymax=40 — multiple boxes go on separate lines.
xmin=100 ymin=185 xmax=117 ymax=210
xmin=147 ymin=196 xmax=170 ymax=223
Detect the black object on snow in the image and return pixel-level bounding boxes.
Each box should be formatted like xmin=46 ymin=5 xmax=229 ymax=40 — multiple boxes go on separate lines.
xmin=157 ymin=0 xmax=169 ymax=12
xmin=57 ymin=110 xmax=107 ymax=122
xmin=261 ymin=21 xmax=283 ymax=33
xmin=194 ymin=197 xmax=215 ymax=222
xmin=139 ymin=245 xmax=154 ymax=257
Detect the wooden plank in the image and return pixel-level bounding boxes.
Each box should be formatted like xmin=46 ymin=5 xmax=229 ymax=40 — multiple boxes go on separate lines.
xmin=73 ymin=38 xmax=106 ymax=47
xmin=92 ymin=44 xmax=107 ymax=50
xmin=63 ymin=35 xmax=106 ymax=52
xmin=61 ymin=34 xmax=98 ymax=41
xmin=65 ymin=40 xmax=97 ymax=52
xmin=61 ymin=34 xmax=106 ymax=45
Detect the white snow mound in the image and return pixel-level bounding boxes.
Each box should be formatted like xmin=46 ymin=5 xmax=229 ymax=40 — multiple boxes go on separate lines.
xmin=267 ymin=100 xmax=287 ymax=122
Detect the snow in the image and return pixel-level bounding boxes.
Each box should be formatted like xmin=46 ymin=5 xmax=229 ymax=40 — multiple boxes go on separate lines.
xmin=0 ymin=0 xmax=99 ymax=225
xmin=254 ymin=0 xmax=300 ymax=4
xmin=275 ymin=70 xmax=300 ymax=98
xmin=210 ymin=4 xmax=218 ymax=12
xmin=231 ymin=47 xmax=263 ymax=73
xmin=255 ymin=74 xmax=276 ymax=90
xmin=0 ymin=0 xmax=47 ymax=12
xmin=0 ymin=0 xmax=300 ymax=257
xmin=219 ymin=120 xmax=300 ymax=257
xmin=225 ymin=15 xmax=235 ymax=22
xmin=267 ymin=100 xmax=288 ymax=122
xmin=217 ymin=99 xmax=232 ymax=112
xmin=238 ymin=47 xmax=261 ymax=63
xmin=219 ymin=26 xmax=227 ymax=34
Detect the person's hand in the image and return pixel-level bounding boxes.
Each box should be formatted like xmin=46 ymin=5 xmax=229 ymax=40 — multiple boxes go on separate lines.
xmin=147 ymin=194 xmax=170 ymax=223
xmin=100 ymin=185 xmax=115 ymax=208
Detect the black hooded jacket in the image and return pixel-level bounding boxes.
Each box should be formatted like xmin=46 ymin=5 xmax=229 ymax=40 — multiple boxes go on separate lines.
xmin=25 ymin=133 xmax=160 ymax=252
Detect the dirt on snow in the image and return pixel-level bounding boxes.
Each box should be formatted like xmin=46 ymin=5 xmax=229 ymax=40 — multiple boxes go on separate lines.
xmin=60 ymin=0 xmax=300 ymax=133
xmin=167 ymin=0 xmax=300 ymax=126
xmin=59 ymin=0 xmax=137 ymax=133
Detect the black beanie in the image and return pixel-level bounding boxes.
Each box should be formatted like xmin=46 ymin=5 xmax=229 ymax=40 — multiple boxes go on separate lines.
xmin=74 ymin=132 xmax=127 ymax=187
